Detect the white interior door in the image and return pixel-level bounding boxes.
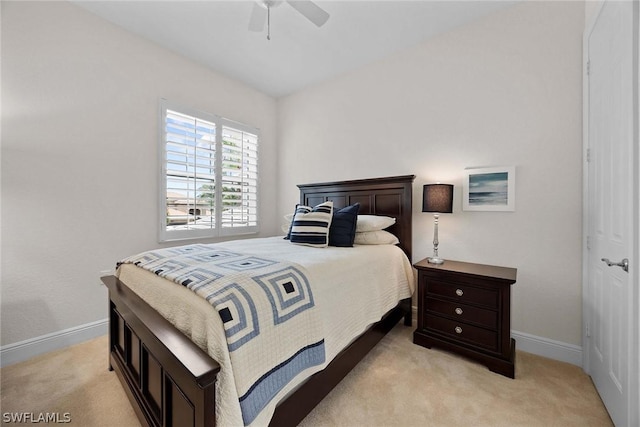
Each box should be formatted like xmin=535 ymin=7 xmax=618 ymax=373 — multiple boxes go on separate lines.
xmin=584 ymin=1 xmax=638 ymax=426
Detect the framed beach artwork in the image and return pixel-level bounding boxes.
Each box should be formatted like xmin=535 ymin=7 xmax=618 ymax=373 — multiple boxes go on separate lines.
xmin=463 ymin=166 xmax=515 ymax=211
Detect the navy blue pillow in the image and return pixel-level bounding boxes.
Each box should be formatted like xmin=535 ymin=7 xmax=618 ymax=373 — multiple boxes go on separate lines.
xmin=329 ymin=203 xmax=360 ymax=247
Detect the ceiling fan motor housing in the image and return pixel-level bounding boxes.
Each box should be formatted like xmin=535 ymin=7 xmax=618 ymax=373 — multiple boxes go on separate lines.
xmin=259 ymin=1 xmax=284 ymax=9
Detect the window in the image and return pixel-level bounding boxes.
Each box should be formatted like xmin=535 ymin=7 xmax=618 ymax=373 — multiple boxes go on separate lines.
xmin=160 ymin=100 xmax=259 ymax=241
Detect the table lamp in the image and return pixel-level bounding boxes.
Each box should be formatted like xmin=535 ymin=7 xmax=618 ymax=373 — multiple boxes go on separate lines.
xmin=422 ymin=183 xmax=454 ymax=264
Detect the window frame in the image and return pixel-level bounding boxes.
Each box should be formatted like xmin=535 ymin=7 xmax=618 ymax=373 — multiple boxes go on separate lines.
xmin=159 ymin=99 xmax=259 ymax=242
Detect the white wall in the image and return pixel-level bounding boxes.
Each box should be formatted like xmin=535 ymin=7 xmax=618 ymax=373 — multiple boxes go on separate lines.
xmin=584 ymin=0 xmax=603 ymax=26
xmin=277 ymin=1 xmax=585 ymax=346
xmin=1 ymin=0 xmax=587 ymax=354
xmin=1 ymin=1 xmax=278 ymax=346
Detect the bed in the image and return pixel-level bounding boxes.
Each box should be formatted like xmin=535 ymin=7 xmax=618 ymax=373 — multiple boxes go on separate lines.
xmin=102 ymin=175 xmax=415 ymax=427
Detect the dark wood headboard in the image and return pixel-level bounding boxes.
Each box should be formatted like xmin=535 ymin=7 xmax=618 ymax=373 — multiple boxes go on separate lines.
xmin=298 ymin=175 xmax=415 ymax=261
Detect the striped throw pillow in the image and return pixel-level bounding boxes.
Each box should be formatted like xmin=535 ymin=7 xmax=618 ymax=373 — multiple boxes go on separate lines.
xmin=289 ymin=201 xmax=334 ymax=247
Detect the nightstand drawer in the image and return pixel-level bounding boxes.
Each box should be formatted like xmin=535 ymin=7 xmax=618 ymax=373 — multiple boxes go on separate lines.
xmin=425 ymin=298 xmax=497 ymax=329
xmin=426 ymin=280 xmax=498 ymax=309
xmin=425 ymin=314 xmax=498 ymax=351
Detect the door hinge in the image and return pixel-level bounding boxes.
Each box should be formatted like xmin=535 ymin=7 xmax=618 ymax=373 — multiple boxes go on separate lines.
xmin=586 ymin=324 xmax=591 ymax=338
xmin=586 ymin=148 xmax=591 ymax=162
xmin=586 ymin=60 xmax=590 ymax=75
xmin=587 ymin=235 xmax=591 ymax=250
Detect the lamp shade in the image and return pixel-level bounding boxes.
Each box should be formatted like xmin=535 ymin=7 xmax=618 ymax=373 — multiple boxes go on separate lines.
xmin=422 ymin=184 xmax=454 ymax=213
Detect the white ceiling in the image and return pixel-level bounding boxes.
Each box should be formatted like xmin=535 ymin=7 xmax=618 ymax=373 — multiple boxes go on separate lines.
xmin=74 ymin=1 xmax=517 ymax=98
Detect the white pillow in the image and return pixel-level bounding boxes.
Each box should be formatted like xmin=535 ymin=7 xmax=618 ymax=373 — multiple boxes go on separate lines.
xmin=354 ymin=230 xmax=399 ymax=245
xmin=281 ymin=213 xmax=294 ymax=234
xmin=356 ymin=215 xmax=396 ymax=232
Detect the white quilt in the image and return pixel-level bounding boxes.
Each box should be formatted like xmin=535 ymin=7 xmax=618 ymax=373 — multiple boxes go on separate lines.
xmin=117 ymin=237 xmax=414 ymax=427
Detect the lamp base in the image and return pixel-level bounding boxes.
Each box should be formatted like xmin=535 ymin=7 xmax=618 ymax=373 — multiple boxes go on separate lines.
xmin=427 ymin=257 xmax=445 ymax=264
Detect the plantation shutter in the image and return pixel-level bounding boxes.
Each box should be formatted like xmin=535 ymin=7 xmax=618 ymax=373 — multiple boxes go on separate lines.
xmin=220 ymin=125 xmax=258 ymax=232
xmin=160 ymin=100 xmax=259 ymax=241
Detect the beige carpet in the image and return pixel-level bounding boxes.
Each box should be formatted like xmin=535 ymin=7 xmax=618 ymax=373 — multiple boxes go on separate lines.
xmin=1 ymin=323 xmax=612 ymax=427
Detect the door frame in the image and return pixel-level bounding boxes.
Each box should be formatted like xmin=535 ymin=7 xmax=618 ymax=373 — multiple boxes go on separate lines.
xmin=582 ymin=1 xmax=639 ymax=424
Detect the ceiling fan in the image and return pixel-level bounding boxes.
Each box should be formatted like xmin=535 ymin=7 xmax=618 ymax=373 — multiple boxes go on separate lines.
xmin=249 ymin=0 xmax=330 ymax=40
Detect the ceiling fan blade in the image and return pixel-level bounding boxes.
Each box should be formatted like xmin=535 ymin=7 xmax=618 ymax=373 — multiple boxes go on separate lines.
xmin=287 ymin=1 xmax=330 ymax=27
xmin=248 ymin=2 xmax=267 ymax=32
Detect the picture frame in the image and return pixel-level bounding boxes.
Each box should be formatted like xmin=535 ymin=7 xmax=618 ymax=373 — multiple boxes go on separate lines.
xmin=463 ymin=166 xmax=515 ymax=211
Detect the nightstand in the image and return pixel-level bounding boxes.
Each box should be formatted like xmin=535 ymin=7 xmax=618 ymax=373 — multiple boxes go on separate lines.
xmin=413 ymin=258 xmax=517 ymax=378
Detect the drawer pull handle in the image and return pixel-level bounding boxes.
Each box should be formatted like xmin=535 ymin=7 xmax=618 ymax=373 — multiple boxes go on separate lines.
xmin=455 ymin=289 xmax=464 ymax=297
xmin=455 ymin=307 xmax=463 ymax=315
xmin=455 ymin=326 xmax=463 ymax=334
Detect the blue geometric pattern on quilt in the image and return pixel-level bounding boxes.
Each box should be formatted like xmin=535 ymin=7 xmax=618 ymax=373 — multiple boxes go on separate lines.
xmin=239 ymin=339 xmax=325 ymax=425
xmin=174 ymin=267 xmax=224 ymax=291
xmin=252 ymin=266 xmax=315 ymax=324
xmin=149 ymin=259 xmax=191 ymax=276
xmin=165 ymin=243 xmax=215 ymax=255
xmin=184 ymin=250 xmax=242 ymax=263
xmin=205 ymin=282 xmax=260 ymax=351
xmin=215 ymin=256 xmax=278 ymax=271
xmin=117 ymin=243 xmax=326 ymax=426
xmin=120 ymin=251 xmax=165 ymax=268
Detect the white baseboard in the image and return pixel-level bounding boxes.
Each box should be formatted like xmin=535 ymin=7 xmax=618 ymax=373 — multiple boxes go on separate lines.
xmin=410 ymin=306 xmax=582 ymax=367
xmin=0 ymin=319 xmax=108 ymax=368
xmin=0 ymin=317 xmax=582 ymax=370
xmin=512 ymin=330 xmax=583 ymax=367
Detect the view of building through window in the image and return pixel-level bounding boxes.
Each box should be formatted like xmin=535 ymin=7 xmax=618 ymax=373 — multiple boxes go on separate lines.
xmin=161 ymin=103 xmax=258 ymax=240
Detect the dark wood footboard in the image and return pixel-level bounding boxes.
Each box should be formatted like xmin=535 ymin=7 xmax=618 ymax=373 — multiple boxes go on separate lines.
xmin=105 ymin=275 xmax=220 ymax=427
